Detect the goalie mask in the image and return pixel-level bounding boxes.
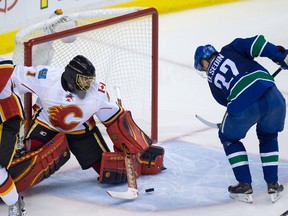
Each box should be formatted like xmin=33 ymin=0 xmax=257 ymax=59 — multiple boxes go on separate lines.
xmin=62 ymin=55 xmax=96 ymax=99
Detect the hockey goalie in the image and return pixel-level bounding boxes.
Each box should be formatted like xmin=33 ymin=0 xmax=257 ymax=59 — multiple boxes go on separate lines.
xmin=10 ymin=54 xmax=165 ymax=192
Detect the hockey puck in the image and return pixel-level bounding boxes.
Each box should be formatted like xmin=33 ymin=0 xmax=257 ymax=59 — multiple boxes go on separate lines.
xmin=145 ymin=188 xmax=154 ymax=193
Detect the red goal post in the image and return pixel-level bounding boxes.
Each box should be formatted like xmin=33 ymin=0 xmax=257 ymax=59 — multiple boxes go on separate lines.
xmin=13 ymin=7 xmax=158 ymax=143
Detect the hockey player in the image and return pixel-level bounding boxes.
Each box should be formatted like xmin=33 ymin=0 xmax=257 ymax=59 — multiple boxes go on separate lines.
xmin=11 ymin=55 xmax=165 ymax=191
xmin=0 ymin=57 xmax=26 ymax=215
xmin=194 ymin=35 xmax=287 ymax=203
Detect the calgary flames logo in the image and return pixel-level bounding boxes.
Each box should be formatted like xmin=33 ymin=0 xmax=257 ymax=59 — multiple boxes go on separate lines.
xmin=48 ymin=105 xmax=83 ymax=130
xmin=0 ymin=0 xmax=18 ymax=13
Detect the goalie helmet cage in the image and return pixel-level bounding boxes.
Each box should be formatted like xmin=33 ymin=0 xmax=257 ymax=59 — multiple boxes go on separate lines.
xmin=13 ymin=7 xmax=158 ymax=143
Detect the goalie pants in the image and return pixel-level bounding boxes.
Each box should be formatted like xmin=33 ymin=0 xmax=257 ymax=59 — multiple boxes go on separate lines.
xmin=219 ymin=86 xmax=286 ymax=184
xmin=25 ymin=122 xmax=110 ymax=170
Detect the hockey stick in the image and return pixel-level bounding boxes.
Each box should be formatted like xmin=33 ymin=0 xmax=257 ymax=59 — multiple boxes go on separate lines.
xmin=195 ymin=114 xmax=221 ymax=129
xmin=106 ymin=86 xmax=139 ymax=200
xmin=196 ymin=67 xmax=282 ymax=129
xmin=272 ymin=67 xmax=282 ymax=77
xmin=280 ymin=210 xmax=288 ymax=216
xmin=106 ymin=145 xmax=139 ymax=199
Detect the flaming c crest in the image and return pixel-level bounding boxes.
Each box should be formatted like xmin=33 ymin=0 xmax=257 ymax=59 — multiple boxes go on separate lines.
xmin=48 ymin=105 xmax=83 ymax=130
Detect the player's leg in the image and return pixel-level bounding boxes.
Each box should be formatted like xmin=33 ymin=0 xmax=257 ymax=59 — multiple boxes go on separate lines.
xmin=0 ymin=116 xmax=27 ymax=214
xmin=67 ymin=125 xmax=165 ymax=184
xmin=256 ymin=86 xmax=286 ymax=202
xmin=219 ymin=108 xmax=258 ymax=203
xmin=10 ymin=133 xmax=70 ymax=193
xmin=11 ymin=120 xmax=70 ymax=193
xmin=17 ymin=119 xmax=58 ymax=155
xmin=98 ymin=145 xmax=165 ymax=184
xmin=0 ymin=116 xmax=21 ymax=204
xmin=66 ymin=125 xmax=110 ymax=172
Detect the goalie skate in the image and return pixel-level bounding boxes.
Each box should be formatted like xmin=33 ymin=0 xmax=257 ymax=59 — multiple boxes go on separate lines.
xmin=228 ymin=182 xmax=253 ymax=203
xmin=268 ymin=182 xmax=284 ymax=203
xmin=8 ymin=196 xmax=27 ymax=216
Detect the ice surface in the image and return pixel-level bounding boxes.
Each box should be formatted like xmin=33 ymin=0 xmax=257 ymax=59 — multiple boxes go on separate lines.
xmin=1 ymin=0 xmax=288 ymax=215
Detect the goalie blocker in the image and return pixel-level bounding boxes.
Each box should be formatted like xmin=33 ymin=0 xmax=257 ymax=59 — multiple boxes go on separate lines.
xmin=100 ymin=110 xmax=165 ymax=184
xmin=9 ymin=133 xmax=70 ymax=193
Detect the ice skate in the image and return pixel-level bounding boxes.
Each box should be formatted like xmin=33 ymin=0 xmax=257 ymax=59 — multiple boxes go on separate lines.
xmin=228 ymin=182 xmax=253 ymax=203
xmin=268 ymin=182 xmax=284 ymax=203
xmin=8 ymin=196 xmax=27 ymax=216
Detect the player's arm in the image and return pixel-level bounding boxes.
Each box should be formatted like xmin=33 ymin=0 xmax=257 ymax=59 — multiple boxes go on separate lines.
xmin=97 ymin=104 xmax=165 ymax=184
xmin=94 ymin=83 xmax=164 ymax=184
xmin=95 ymin=82 xmax=152 ymax=154
xmin=231 ymin=35 xmax=288 ymax=69
xmin=12 ymin=65 xmax=53 ymax=97
xmin=0 ymin=57 xmax=14 ymax=92
xmin=97 ymin=105 xmax=164 ymax=184
xmin=209 ymin=83 xmax=227 ymax=107
xmin=99 ymin=106 xmax=151 ymax=154
xmin=11 ymin=65 xmax=38 ymax=95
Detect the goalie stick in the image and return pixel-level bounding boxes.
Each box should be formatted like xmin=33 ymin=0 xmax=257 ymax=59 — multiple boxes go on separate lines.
xmin=196 ymin=67 xmax=282 ymax=129
xmin=106 ymin=86 xmax=139 ymax=200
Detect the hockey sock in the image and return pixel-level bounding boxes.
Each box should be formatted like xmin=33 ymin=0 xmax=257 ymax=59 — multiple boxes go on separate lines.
xmin=259 ymin=136 xmax=279 ymax=183
xmin=0 ymin=168 xmax=18 ymax=206
xmin=223 ymin=141 xmax=252 ymax=183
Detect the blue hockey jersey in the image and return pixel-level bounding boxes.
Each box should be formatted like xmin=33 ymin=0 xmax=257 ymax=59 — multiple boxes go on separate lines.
xmin=207 ymin=35 xmax=285 ymax=114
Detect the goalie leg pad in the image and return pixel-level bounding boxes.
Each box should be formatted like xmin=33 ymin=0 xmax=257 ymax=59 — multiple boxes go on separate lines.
xmin=105 ymin=111 xmax=152 ymax=154
xmin=98 ymin=152 xmax=142 ymax=184
xmin=98 ymin=146 xmax=165 ymax=184
xmin=9 ymin=133 xmax=70 ymax=192
xmin=139 ymin=145 xmax=165 ymax=175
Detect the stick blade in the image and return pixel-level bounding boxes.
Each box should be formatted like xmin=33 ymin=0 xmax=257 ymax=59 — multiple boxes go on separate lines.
xmin=195 ymin=114 xmax=221 ymax=129
xmin=107 ymin=187 xmax=139 ymax=200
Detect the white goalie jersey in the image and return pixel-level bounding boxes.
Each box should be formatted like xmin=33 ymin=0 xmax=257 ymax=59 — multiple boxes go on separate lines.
xmin=11 ymin=65 xmax=120 ymax=133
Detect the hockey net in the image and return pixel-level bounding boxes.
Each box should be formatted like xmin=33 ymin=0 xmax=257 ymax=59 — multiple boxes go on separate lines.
xmin=13 ymin=7 xmax=158 ymax=143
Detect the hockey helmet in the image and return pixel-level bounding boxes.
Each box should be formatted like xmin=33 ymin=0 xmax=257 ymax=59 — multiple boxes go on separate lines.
xmin=63 ymin=55 xmax=96 ymax=97
xmin=194 ymin=45 xmax=217 ymax=71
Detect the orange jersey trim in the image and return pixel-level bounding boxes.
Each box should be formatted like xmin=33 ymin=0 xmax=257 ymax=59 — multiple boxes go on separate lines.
xmin=0 ymin=175 xmax=15 ymax=196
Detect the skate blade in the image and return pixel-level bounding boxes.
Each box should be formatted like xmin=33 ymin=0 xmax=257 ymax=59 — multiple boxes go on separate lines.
xmin=229 ymin=193 xmax=253 ymax=203
xmin=270 ymin=192 xmax=281 ymax=203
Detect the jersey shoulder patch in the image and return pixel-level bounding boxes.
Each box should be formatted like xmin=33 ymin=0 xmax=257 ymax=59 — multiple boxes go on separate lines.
xmin=38 ymin=68 xmax=48 ymax=79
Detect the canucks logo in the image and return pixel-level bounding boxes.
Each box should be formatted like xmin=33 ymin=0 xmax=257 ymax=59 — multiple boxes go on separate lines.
xmin=38 ymin=68 xmax=48 ymax=79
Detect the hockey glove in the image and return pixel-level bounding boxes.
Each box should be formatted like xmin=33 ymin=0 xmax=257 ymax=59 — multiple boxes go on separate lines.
xmin=273 ymin=46 xmax=288 ymax=69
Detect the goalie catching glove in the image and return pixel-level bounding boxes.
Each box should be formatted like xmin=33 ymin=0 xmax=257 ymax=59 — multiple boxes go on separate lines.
xmin=98 ymin=145 xmax=165 ymax=184
xmin=103 ymin=109 xmax=152 ymax=154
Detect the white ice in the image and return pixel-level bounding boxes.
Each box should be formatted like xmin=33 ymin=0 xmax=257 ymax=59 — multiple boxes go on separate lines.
xmin=1 ymin=0 xmax=288 ymax=215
